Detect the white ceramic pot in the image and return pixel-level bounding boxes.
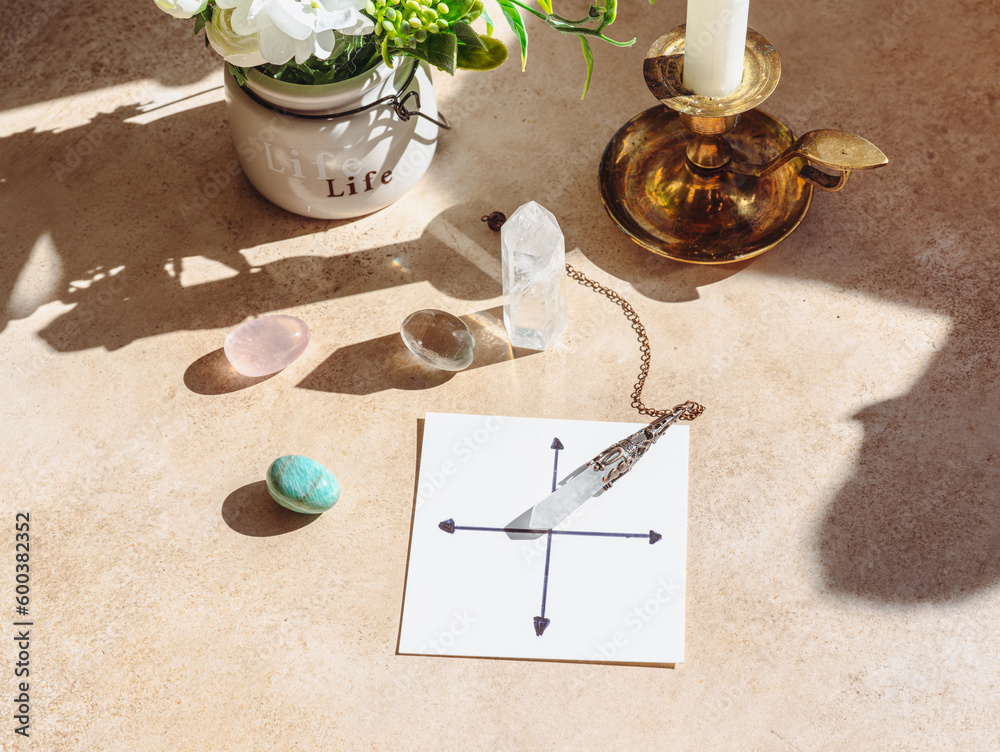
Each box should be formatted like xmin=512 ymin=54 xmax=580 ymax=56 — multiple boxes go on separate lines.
xmin=223 ymin=59 xmax=441 ymax=219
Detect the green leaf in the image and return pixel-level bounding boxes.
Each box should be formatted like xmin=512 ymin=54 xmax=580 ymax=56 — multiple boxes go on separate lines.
xmin=252 ymin=37 xmax=382 ymax=85
xmin=452 ymin=21 xmax=487 ymax=49
xmin=536 ymin=0 xmax=552 ymax=12
xmin=227 ymin=63 xmax=248 ymax=86
xmin=408 ymin=32 xmax=459 ymax=75
xmin=460 ymin=0 xmax=484 ymax=23
xmin=495 ymin=0 xmax=528 ymax=70
xmin=578 ymin=35 xmax=593 ymax=99
xmin=426 ymin=32 xmax=459 ymax=75
xmin=447 ymin=0 xmax=478 ymax=21
xmin=456 ymin=36 xmax=509 ymax=71
xmin=193 ymin=7 xmax=211 ymax=35
xmin=601 ymin=0 xmax=618 ymax=29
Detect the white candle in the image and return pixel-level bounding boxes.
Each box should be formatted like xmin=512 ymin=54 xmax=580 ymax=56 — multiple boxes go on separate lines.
xmin=683 ymin=0 xmax=750 ymax=98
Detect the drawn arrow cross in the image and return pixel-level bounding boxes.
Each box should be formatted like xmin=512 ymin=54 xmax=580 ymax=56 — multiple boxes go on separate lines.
xmin=436 ymin=436 xmax=663 ymax=639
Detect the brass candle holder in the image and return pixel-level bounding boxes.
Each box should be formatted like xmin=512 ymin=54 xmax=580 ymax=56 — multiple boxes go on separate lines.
xmin=599 ymin=26 xmax=888 ymax=264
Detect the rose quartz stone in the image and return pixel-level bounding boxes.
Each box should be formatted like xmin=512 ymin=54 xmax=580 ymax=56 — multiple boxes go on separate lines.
xmin=224 ymin=315 xmax=310 ymax=377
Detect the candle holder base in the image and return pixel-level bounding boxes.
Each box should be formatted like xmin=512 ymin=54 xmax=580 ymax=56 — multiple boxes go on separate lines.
xmin=599 ymin=105 xmax=811 ymax=264
xmin=599 ymin=26 xmax=887 ymax=265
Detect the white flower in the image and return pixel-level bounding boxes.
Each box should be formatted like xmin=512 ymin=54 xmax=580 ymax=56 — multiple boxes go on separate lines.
xmin=206 ymin=7 xmax=267 ymax=66
xmin=154 ymin=0 xmax=209 ymax=19
xmin=218 ymin=0 xmax=375 ymax=65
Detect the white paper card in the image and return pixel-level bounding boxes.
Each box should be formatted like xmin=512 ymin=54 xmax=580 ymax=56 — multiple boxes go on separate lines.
xmin=398 ymin=412 xmax=690 ymax=665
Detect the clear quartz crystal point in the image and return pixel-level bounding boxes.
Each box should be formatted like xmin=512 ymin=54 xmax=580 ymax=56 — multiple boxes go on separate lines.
xmin=501 ymin=201 xmax=568 ymax=350
xmin=528 ymin=466 xmax=607 ymax=530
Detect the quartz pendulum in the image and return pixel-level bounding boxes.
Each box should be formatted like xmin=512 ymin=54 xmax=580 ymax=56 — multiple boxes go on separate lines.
xmin=528 ymin=466 xmax=609 ymax=530
xmin=503 ymin=464 xmax=608 ymax=539
xmin=500 ymin=201 xmax=568 ymax=350
xmin=400 ymin=309 xmax=476 ymax=371
xmin=224 ymin=314 xmax=310 ymax=377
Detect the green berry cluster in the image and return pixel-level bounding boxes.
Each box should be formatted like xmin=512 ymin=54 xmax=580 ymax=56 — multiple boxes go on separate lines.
xmin=368 ymin=0 xmax=453 ymax=49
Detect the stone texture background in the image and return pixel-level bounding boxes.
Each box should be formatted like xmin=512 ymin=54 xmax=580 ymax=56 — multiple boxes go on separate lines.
xmin=1 ymin=0 xmax=998 ymax=750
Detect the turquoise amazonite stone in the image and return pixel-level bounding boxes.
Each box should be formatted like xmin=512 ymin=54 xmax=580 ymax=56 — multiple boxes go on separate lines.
xmin=266 ymin=455 xmax=340 ymax=514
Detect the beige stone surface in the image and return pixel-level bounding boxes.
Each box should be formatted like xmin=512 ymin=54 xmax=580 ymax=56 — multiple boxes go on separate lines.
xmin=2 ymin=1 xmax=998 ymax=750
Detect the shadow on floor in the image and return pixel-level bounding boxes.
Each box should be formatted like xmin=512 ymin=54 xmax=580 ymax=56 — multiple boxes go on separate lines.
xmin=0 ymin=1 xmax=222 ymax=112
xmin=0 ymin=100 xmax=504 ymax=352
xmin=297 ymin=306 xmax=537 ymax=394
xmin=815 ymin=342 xmax=1000 ymax=602
xmin=221 ymin=481 xmax=321 ymax=537
xmin=184 ymin=348 xmax=277 ymax=395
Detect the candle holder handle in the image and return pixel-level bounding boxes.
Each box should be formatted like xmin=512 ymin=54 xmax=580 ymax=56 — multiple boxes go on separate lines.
xmin=731 ymin=129 xmax=888 ymax=193
xmin=598 ymin=26 xmax=889 ymax=264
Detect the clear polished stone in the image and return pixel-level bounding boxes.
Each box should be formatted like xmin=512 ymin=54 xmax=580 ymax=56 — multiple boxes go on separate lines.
xmin=224 ymin=315 xmax=310 ymax=377
xmin=501 ymin=201 xmax=568 ymax=350
xmin=400 ymin=309 xmax=475 ymax=371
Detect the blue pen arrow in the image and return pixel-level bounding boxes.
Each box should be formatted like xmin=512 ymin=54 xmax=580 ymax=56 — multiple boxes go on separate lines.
xmin=550 ymin=438 xmax=564 ymax=493
xmin=534 ymin=530 xmax=553 ymax=636
xmin=439 ymin=521 xmax=662 ymax=544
